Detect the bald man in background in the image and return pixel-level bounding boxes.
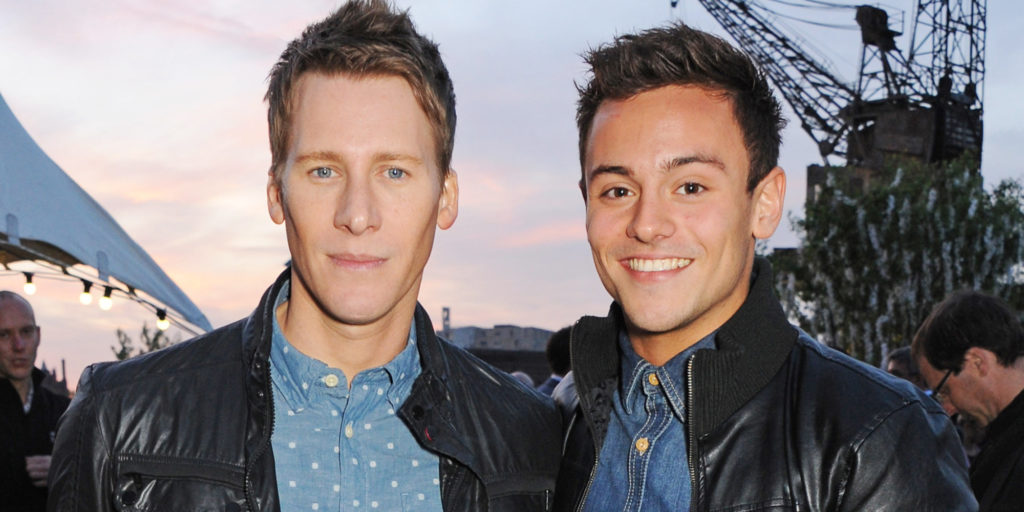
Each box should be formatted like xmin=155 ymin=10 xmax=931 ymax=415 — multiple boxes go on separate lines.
xmin=0 ymin=291 xmax=69 ymax=512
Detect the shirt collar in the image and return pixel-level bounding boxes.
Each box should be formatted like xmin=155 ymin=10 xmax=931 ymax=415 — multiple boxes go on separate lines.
xmin=618 ymin=329 xmax=717 ymax=416
xmin=269 ymin=280 xmax=421 ymax=411
xmin=23 ymin=378 xmax=34 ymax=414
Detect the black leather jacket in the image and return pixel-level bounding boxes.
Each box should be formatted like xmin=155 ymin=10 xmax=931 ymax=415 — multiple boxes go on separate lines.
xmin=49 ymin=271 xmax=561 ymax=511
xmin=1 ymin=368 xmax=70 ymax=511
xmin=554 ymin=259 xmax=977 ymax=511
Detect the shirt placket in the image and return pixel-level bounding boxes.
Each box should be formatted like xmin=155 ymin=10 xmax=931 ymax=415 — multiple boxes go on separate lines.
xmin=624 ymin=368 xmax=675 ymax=512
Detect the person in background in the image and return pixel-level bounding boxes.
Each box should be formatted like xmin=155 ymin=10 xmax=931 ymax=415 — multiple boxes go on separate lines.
xmin=47 ymin=2 xmax=560 ymax=510
xmin=886 ymin=346 xmax=926 ymax=389
xmin=0 ymin=291 xmax=69 ymax=512
xmin=554 ymin=20 xmax=976 ymax=511
xmin=537 ymin=326 xmax=571 ymax=395
xmin=913 ymin=290 xmax=1024 ymax=511
xmin=511 ymin=371 xmax=535 ymax=388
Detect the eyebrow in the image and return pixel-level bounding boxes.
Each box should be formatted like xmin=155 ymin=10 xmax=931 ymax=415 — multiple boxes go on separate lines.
xmin=587 ymin=165 xmax=630 ymax=184
xmin=587 ymin=153 xmax=726 ymax=184
xmin=293 ymin=150 xmax=425 ymax=167
xmin=662 ymin=154 xmax=726 ymax=172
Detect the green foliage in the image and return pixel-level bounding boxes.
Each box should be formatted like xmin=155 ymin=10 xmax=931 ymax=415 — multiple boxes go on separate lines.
xmin=111 ymin=323 xmax=179 ymax=361
xmin=773 ymin=155 xmax=1024 ymax=365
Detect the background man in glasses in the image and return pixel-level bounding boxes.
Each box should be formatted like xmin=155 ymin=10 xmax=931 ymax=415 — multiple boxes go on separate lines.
xmin=0 ymin=291 xmax=69 ymax=511
xmin=913 ymin=290 xmax=1024 ymax=511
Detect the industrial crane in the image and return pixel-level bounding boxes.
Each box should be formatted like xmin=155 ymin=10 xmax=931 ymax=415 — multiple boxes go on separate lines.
xmin=679 ymin=0 xmax=986 ymax=170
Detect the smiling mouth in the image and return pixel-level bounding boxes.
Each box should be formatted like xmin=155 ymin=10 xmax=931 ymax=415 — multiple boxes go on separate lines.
xmin=627 ymin=257 xmax=692 ymax=272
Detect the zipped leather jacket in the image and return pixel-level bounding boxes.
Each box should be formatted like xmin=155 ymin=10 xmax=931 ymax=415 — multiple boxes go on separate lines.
xmin=49 ymin=271 xmax=561 ymax=511
xmin=554 ymin=258 xmax=977 ymax=511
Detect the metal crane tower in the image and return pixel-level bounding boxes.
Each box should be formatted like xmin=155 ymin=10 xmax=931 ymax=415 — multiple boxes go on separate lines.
xmin=688 ymin=0 xmax=986 ymax=170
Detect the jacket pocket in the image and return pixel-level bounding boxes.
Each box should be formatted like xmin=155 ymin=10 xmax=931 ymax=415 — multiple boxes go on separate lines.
xmin=488 ymin=489 xmax=554 ymax=511
xmin=113 ymin=455 xmax=247 ymax=511
xmin=486 ymin=475 xmax=555 ymax=512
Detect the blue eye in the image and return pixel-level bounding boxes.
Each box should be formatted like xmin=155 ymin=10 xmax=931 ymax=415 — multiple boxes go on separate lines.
xmin=312 ymin=167 xmax=334 ymax=179
xmin=386 ymin=168 xmax=406 ymax=179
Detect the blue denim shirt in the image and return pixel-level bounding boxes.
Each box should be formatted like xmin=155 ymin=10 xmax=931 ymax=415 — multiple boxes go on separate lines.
xmin=269 ymin=282 xmax=442 ymax=511
xmin=582 ymin=330 xmax=717 ymax=511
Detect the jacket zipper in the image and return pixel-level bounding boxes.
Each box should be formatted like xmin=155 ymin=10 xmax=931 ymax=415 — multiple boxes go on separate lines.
xmin=571 ymin=317 xmax=600 ymax=512
xmin=244 ymin=358 xmax=275 ymax=511
xmin=687 ymin=354 xmax=698 ymax=510
xmin=573 ymin=405 xmax=599 ymax=512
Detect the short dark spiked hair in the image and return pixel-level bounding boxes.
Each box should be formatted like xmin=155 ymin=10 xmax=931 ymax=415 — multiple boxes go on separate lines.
xmin=576 ymin=22 xmax=785 ymax=192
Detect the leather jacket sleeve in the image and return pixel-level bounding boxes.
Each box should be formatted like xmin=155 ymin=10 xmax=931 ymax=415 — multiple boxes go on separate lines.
xmin=48 ymin=364 xmax=113 ymax=511
xmin=837 ymin=401 xmax=977 ymax=511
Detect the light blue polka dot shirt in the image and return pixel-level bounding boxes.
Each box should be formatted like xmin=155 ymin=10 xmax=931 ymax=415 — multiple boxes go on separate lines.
xmin=269 ymin=283 xmax=442 ymax=511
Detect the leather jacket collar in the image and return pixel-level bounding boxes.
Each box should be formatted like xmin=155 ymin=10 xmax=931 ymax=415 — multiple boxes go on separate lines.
xmin=571 ymin=257 xmax=798 ymax=440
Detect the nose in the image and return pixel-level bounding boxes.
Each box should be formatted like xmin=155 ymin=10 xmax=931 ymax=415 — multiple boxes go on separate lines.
xmin=10 ymin=333 xmax=27 ymax=352
xmin=626 ymin=191 xmax=675 ymax=243
xmin=940 ymin=399 xmax=958 ymax=417
xmin=334 ymin=174 xmax=381 ymax=235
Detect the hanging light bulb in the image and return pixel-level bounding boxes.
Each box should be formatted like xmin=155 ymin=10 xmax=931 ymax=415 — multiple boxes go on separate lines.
xmin=79 ymin=281 xmax=93 ymax=305
xmin=99 ymin=286 xmax=113 ymax=311
xmin=156 ymin=309 xmax=170 ymax=331
xmin=22 ymin=273 xmax=36 ymax=295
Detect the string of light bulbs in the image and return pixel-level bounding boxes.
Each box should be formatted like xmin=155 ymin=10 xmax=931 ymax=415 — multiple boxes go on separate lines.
xmin=4 ymin=266 xmax=184 ymax=334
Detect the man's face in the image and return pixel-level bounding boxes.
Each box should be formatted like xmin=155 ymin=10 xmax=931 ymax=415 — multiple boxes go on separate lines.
xmin=0 ymin=298 xmax=40 ymax=384
xmin=582 ymin=85 xmax=784 ymax=345
xmin=918 ymin=355 xmax=988 ymax=424
xmin=267 ymin=73 xmax=458 ymax=327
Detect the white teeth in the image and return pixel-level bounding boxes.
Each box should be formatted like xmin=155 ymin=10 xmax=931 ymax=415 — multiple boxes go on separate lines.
xmin=628 ymin=258 xmax=692 ymax=272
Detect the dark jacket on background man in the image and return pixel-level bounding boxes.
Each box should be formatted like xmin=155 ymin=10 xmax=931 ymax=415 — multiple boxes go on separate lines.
xmin=48 ymin=271 xmax=561 ymax=511
xmin=1 ymin=368 xmax=70 ymax=512
xmin=971 ymin=389 xmax=1024 ymax=511
xmin=555 ymin=258 xmax=977 ymax=511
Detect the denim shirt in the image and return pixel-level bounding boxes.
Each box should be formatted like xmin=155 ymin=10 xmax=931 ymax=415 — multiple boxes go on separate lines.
xmin=269 ymin=282 xmax=442 ymax=511
xmin=582 ymin=330 xmax=717 ymax=511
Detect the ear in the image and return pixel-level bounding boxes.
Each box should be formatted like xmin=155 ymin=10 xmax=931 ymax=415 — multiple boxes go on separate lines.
xmin=964 ymin=346 xmax=997 ymax=377
xmin=267 ymin=171 xmax=285 ymax=225
xmin=751 ymin=166 xmax=786 ymax=239
xmin=436 ymin=169 xmax=459 ymax=230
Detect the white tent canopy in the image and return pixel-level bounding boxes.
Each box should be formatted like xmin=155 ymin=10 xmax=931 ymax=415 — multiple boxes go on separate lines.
xmin=0 ymin=92 xmax=211 ymax=332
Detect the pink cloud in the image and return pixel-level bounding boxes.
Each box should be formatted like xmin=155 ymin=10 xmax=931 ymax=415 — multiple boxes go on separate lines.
xmin=496 ymin=220 xmax=586 ymax=249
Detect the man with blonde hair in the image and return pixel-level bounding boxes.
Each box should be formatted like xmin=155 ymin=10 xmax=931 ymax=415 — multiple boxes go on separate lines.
xmin=49 ymin=3 xmax=560 ymax=510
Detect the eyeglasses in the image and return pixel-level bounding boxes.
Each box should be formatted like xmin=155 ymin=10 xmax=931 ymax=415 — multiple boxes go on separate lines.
xmin=931 ymin=368 xmax=954 ymax=401
xmin=0 ymin=325 xmax=39 ymax=344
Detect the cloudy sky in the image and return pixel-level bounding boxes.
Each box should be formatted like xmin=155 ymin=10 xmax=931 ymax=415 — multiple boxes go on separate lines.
xmin=1 ymin=0 xmax=1020 ymax=389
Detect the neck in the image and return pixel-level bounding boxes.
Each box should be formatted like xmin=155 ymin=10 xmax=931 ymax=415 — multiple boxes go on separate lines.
xmin=628 ymin=259 xmax=755 ymax=366
xmin=992 ymin=362 xmax=1024 ymax=419
xmin=628 ymin=327 xmax=711 ymax=367
xmin=276 ymin=290 xmax=417 ymax=388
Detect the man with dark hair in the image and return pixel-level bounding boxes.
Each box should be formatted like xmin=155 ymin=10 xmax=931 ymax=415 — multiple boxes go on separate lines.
xmin=0 ymin=291 xmax=69 ymax=511
xmin=886 ymin=346 xmax=925 ymax=389
xmin=48 ymin=2 xmax=560 ymax=510
xmin=913 ymin=290 xmax=1024 ymax=511
xmin=537 ymin=326 xmax=571 ymax=395
xmin=554 ymin=21 xmax=975 ymax=510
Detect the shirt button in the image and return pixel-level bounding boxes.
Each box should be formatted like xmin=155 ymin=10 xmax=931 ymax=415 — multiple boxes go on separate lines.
xmin=323 ymin=374 xmax=339 ymax=388
xmin=345 ymin=423 xmax=354 ymax=439
xmin=647 ymin=373 xmax=660 ymax=386
xmin=635 ymin=437 xmax=650 ymax=454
